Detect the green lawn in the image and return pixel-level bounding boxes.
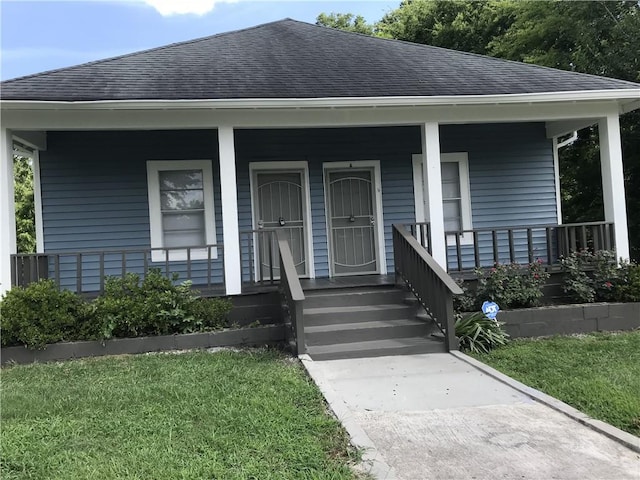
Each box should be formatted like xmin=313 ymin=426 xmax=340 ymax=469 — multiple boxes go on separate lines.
xmin=472 ymin=330 xmax=640 ymax=436
xmin=1 ymin=349 xmax=361 ymax=479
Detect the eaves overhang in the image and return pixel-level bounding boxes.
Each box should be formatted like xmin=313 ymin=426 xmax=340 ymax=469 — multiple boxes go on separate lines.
xmin=1 ymin=89 xmax=639 ymax=112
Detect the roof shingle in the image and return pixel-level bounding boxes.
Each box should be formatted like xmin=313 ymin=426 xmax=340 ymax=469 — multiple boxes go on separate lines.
xmin=1 ymin=19 xmax=638 ymax=102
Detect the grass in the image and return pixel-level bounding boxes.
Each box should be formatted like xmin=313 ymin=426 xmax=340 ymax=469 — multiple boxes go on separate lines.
xmin=471 ymin=330 xmax=640 ymax=436
xmin=1 ymin=349 xmax=361 ymax=480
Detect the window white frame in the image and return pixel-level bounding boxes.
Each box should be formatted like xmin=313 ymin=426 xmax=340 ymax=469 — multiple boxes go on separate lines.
xmin=248 ymin=161 xmax=315 ymax=280
xmin=412 ymin=152 xmax=473 ymax=246
xmin=322 ymin=160 xmax=387 ymax=276
xmin=147 ymin=160 xmax=217 ymax=262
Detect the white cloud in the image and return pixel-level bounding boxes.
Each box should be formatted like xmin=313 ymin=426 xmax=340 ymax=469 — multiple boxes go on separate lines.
xmin=141 ymin=0 xmax=235 ymax=16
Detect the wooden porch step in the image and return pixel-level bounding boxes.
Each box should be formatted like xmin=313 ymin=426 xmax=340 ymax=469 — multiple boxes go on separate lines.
xmin=303 ymin=286 xmax=405 ymax=309
xmin=305 ymin=318 xmax=435 ymax=346
xmin=303 ymin=304 xmax=415 ymax=326
xmin=306 ymin=337 xmax=446 ymax=361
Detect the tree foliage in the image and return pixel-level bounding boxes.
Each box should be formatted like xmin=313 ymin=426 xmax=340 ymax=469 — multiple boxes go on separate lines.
xmin=316 ymin=12 xmax=375 ymax=35
xmin=14 ymin=155 xmax=36 ymax=254
xmin=318 ymin=0 xmax=640 ymax=258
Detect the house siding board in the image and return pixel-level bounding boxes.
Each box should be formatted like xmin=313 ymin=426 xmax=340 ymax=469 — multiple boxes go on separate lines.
xmin=441 ymin=123 xmax=557 ymax=270
xmin=39 ymin=124 xmax=556 ymax=289
xmin=40 ymin=130 xmax=223 ymax=291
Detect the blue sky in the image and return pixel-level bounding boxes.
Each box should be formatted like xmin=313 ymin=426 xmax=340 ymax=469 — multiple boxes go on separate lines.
xmin=1 ymin=0 xmax=397 ymax=81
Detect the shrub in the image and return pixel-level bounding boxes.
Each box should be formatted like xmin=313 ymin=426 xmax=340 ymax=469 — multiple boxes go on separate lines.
xmin=616 ymin=262 xmax=640 ymax=303
xmin=474 ymin=261 xmax=549 ymax=309
xmin=561 ymin=250 xmax=621 ymax=303
xmin=453 ymin=277 xmax=477 ymax=314
xmin=0 ymin=280 xmax=94 ymax=349
xmin=189 ymin=297 xmax=233 ymax=332
xmin=93 ymin=269 xmax=232 ymax=339
xmin=455 ymin=311 xmax=509 ymax=354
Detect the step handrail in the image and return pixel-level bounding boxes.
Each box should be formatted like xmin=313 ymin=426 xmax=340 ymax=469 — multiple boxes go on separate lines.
xmin=393 ymin=224 xmax=462 ymax=351
xmin=276 ymin=229 xmax=306 ymax=355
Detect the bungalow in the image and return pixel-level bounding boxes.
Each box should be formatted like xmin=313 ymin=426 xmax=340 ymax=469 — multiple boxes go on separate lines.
xmin=2 ymin=19 xmax=638 ymax=357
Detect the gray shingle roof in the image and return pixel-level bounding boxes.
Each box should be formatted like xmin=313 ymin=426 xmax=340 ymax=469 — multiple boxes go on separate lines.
xmin=1 ymin=18 xmax=638 ymax=102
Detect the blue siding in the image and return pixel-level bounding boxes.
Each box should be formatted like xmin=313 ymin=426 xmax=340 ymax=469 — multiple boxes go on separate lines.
xmin=40 ymin=130 xmax=223 ymax=291
xmin=39 ymin=123 xmax=556 ymax=289
xmin=441 ymin=123 xmax=557 ymax=269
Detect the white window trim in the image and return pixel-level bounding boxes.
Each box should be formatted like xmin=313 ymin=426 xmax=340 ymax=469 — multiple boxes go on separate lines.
xmin=146 ymin=159 xmax=217 ymax=262
xmin=412 ymin=152 xmax=473 ymax=246
xmin=322 ymin=160 xmax=387 ymax=276
xmin=248 ymin=161 xmax=315 ymax=280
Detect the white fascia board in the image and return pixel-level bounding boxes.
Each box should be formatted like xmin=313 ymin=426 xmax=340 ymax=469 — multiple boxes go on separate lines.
xmin=0 ymin=100 xmax=625 ymax=131
xmin=1 ymin=88 xmax=639 ymax=111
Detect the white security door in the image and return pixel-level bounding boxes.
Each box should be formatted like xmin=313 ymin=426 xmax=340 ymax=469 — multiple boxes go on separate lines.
xmin=326 ymin=168 xmax=379 ymax=276
xmin=254 ymin=171 xmax=307 ymax=278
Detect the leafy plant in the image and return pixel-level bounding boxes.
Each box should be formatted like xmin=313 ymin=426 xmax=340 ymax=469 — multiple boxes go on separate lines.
xmin=93 ymin=269 xmax=232 ymax=339
xmin=453 ymin=277 xmax=476 ymax=313
xmin=474 ymin=261 xmax=549 ymax=309
xmin=455 ymin=311 xmax=509 ymax=354
xmin=560 ymin=250 xmax=621 ymax=303
xmin=0 ymin=280 xmax=95 ymax=349
xmin=616 ymin=262 xmax=640 ymax=303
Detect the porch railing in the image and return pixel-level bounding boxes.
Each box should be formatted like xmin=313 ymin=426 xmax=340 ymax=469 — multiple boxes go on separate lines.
xmin=276 ymin=229 xmax=306 ymax=355
xmin=10 ymin=244 xmax=224 ymax=294
xmin=393 ymin=224 xmax=462 ymax=351
xmin=402 ymin=221 xmax=615 ymax=272
xmin=240 ymin=229 xmax=278 ymax=286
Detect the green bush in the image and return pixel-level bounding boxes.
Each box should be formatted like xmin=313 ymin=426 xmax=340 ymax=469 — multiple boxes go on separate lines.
xmin=616 ymin=262 xmax=640 ymax=302
xmin=0 ymin=280 xmax=95 ymax=349
xmin=189 ymin=297 xmax=233 ymax=332
xmin=93 ymin=269 xmax=232 ymax=339
xmin=474 ymin=261 xmax=549 ymax=309
xmin=455 ymin=311 xmax=509 ymax=354
xmin=561 ymin=250 xmax=621 ymax=303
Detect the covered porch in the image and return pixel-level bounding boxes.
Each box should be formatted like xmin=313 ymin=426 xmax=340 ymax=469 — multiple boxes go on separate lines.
xmin=1 ymin=112 xmax=631 ymax=297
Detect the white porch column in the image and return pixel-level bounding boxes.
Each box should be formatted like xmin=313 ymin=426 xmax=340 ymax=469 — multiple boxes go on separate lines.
xmin=598 ymin=114 xmax=630 ymax=262
xmin=218 ymin=126 xmax=242 ymax=295
xmin=0 ymin=129 xmax=17 ymax=296
xmin=421 ymin=122 xmax=447 ymax=268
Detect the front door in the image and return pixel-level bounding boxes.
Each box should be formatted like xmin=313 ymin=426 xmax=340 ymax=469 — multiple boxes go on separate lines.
xmin=325 ymin=168 xmax=379 ymax=276
xmin=254 ymin=170 xmax=307 ymax=278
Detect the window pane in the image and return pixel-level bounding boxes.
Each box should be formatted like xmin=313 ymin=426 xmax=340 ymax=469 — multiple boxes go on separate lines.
xmin=159 ymin=170 xmax=203 ymax=190
xmin=164 ymin=230 xmax=206 ymax=248
xmin=444 ymin=199 xmax=462 ymax=231
xmin=441 ymin=163 xmax=460 ymax=199
xmin=161 ymin=190 xmax=204 ymax=210
xmin=162 ymin=212 xmax=205 ymax=231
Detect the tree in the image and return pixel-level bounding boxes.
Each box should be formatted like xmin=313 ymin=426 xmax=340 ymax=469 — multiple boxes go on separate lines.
xmin=316 ymin=12 xmax=375 ymax=35
xmin=14 ymin=155 xmax=36 ymax=253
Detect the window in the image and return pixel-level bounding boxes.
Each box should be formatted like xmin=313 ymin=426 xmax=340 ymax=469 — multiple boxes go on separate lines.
xmin=412 ymin=152 xmax=473 ymax=244
xmin=147 ymin=160 xmax=217 ymax=261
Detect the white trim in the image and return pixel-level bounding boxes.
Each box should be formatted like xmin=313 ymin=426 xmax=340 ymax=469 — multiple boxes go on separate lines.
xmin=218 ymin=126 xmax=242 ymax=295
xmin=322 ymin=160 xmax=387 ymax=276
xmin=2 ymin=88 xmax=639 ymax=110
xmin=552 ymin=138 xmax=563 ymax=225
xmin=420 ymin=123 xmax=447 ymax=269
xmin=0 ymin=128 xmax=17 ymax=295
xmin=146 ymin=159 xmax=217 ymax=262
xmin=32 ymin=150 xmax=44 ymax=253
xmin=248 ymin=161 xmax=315 ymax=280
xmin=412 ymin=152 xmax=473 ymax=246
xmin=1 ymin=101 xmax=624 ymax=131
xmin=598 ymin=114 xmax=630 ymax=262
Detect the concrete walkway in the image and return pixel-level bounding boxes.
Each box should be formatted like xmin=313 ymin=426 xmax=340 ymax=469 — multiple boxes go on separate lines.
xmin=301 ymin=353 xmax=640 ymax=480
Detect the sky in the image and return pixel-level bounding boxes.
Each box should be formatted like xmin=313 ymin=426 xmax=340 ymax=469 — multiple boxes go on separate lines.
xmin=0 ymin=0 xmax=397 ymax=81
